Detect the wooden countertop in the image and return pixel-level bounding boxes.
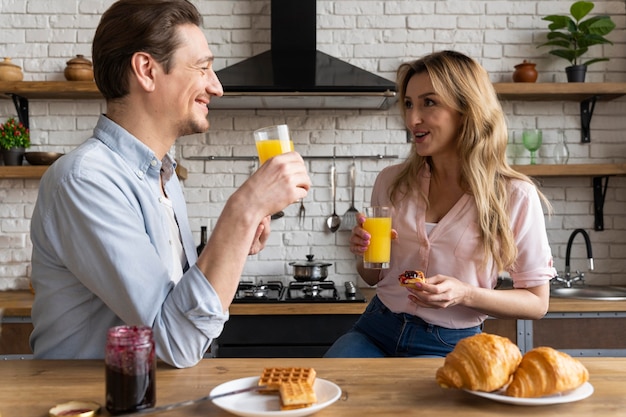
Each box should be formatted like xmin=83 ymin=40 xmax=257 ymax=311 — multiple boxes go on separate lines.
xmin=1 ymin=288 xmax=626 ymax=318
xmin=1 ymin=357 xmax=624 ymax=417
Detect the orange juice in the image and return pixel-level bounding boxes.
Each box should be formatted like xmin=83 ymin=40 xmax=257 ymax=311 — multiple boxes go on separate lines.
xmin=363 ymin=216 xmax=392 ymax=268
xmin=255 ymin=139 xmax=294 ymax=165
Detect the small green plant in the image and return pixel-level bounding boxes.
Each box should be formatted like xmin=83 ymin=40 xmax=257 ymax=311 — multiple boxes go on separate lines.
xmin=538 ymin=0 xmax=616 ymax=67
xmin=0 ymin=117 xmax=30 ymax=150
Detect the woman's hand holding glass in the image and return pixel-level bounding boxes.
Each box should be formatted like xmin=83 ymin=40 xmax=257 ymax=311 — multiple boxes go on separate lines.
xmin=350 ymin=212 xmax=398 ymax=261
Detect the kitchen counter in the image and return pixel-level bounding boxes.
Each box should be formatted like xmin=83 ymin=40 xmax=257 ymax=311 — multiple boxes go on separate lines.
xmin=2 ymin=357 xmax=625 ymax=417
xmin=2 ymin=288 xmax=626 ymax=317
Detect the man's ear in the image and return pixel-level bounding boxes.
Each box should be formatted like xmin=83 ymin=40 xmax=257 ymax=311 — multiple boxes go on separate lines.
xmin=130 ymin=52 xmax=157 ymax=92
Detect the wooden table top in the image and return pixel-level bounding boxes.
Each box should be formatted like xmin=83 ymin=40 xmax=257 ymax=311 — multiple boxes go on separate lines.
xmin=2 ymin=288 xmax=626 ymax=318
xmin=1 ymin=358 xmax=624 ymax=417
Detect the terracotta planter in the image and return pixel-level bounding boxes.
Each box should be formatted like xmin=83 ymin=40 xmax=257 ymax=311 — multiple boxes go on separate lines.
xmin=566 ymin=65 xmax=587 ymax=83
xmin=2 ymin=147 xmax=25 ymax=166
xmin=512 ymin=60 xmax=538 ymax=83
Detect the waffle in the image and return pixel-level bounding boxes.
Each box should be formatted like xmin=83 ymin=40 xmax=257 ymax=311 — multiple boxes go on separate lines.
xmin=258 ymin=367 xmax=317 ymax=392
xmin=279 ymin=381 xmax=317 ymax=410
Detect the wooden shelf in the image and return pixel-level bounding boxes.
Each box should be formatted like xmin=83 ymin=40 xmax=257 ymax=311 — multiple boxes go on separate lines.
xmin=494 ymin=82 xmax=626 ymax=101
xmin=512 ymin=163 xmax=626 ymax=177
xmin=0 ymin=164 xmax=188 ymax=180
xmin=2 ymin=81 xmax=626 ymax=102
xmin=0 ymin=81 xmax=102 ymax=100
xmin=0 ymin=166 xmax=48 ymax=179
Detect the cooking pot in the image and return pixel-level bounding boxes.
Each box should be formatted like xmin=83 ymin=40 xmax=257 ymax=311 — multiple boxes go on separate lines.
xmin=289 ymin=254 xmax=332 ymax=281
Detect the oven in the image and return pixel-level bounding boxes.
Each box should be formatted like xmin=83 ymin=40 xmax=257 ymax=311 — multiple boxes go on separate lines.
xmin=213 ymin=280 xmax=367 ymax=358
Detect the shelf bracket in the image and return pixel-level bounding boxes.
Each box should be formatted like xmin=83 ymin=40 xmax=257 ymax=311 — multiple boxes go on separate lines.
xmin=10 ymin=94 xmax=29 ymax=130
xmin=580 ymin=95 xmax=597 ymax=143
xmin=592 ymin=175 xmax=609 ymax=231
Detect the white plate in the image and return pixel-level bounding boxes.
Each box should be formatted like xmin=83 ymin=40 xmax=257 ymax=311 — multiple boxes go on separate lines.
xmin=464 ymin=382 xmax=594 ymax=406
xmin=210 ymin=376 xmax=342 ymax=417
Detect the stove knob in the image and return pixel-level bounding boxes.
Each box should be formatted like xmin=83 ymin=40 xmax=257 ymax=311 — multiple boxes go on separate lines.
xmin=345 ymin=281 xmax=357 ymax=295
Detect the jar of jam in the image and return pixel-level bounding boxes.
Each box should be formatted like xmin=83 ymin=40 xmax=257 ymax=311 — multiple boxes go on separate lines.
xmin=105 ymin=325 xmax=156 ymax=415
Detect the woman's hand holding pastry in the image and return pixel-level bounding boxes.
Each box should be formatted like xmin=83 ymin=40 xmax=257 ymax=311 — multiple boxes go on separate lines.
xmin=407 ymin=274 xmax=470 ymax=309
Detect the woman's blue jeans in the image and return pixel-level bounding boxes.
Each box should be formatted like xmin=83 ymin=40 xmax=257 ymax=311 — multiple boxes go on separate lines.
xmin=324 ymin=295 xmax=481 ymax=358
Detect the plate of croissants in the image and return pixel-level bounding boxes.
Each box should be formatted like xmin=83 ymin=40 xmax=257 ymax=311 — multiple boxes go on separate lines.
xmin=436 ymin=333 xmax=593 ymax=406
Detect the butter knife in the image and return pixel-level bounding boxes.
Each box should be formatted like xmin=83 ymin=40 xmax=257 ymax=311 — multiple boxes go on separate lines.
xmin=124 ymin=385 xmax=267 ymax=415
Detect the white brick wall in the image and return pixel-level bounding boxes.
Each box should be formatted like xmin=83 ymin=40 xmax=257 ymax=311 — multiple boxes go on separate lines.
xmin=1 ymin=0 xmax=625 ymax=290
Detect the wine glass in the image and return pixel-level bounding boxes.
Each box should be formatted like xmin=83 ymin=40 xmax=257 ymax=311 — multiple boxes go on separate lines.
xmin=522 ymin=129 xmax=542 ymax=165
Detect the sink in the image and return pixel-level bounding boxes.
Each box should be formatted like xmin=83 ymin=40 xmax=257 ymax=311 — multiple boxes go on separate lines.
xmin=550 ymin=285 xmax=626 ymax=301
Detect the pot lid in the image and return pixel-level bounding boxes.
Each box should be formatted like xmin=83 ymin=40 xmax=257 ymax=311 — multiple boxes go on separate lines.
xmin=66 ymin=54 xmax=92 ymax=67
xmin=289 ymin=254 xmax=332 ymax=267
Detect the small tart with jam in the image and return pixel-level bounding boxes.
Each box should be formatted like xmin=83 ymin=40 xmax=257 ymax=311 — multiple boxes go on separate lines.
xmin=399 ymin=270 xmax=426 ymax=288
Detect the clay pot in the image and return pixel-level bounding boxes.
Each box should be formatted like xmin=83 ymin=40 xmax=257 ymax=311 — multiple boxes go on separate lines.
xmin=0 ymin=57 xmax=24 ymax=82
xmin=512 ymin=60 xmax=538 ymax=83
xmin=64 ymin=55 xmax=94 ymax=81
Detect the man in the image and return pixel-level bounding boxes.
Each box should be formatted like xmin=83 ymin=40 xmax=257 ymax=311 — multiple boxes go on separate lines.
xmin=29 ymin=0 xmax=310 ymax=368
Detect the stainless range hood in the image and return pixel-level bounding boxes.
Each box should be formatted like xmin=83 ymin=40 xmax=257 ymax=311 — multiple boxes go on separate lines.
xmin=211 ymin=0 xmax=397 ymax=110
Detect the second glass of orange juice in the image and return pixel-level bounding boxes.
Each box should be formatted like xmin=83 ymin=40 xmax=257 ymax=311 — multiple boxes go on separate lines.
xmin=253 ymin=124 xmax=294 ymax=165
xmin=363 ymin=206 xmax=392 ymax=269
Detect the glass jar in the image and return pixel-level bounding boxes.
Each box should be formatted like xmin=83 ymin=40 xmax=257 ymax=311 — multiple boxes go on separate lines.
xmin=105 ymin=325 xmax=156 ymax=415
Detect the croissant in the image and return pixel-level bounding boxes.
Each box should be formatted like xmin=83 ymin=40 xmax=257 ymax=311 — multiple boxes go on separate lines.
xmin=505 ymin=346 xmax=589 ymax=398
xmin=436 ymin=333 xmax=522 ymax=392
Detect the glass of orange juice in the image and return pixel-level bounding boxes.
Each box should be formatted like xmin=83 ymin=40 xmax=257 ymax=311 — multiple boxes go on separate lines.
xmin=253 ymin=124 xmax=294 ymax=165
xmin=253 ymin=124 xmax=295 ymax=219
xmin=363 ymin=206 xmax=392 ymax=269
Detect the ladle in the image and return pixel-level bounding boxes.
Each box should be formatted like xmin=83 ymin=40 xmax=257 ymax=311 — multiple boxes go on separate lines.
xmin=326 ymin=159 xmax=341 ymax=232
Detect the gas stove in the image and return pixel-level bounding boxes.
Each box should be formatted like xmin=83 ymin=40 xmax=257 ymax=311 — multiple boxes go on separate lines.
xmin=232 ymin=280 xmax=366 ymax=303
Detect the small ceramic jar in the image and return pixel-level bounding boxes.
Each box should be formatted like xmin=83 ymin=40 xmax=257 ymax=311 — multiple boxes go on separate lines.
xmin=0 ymin=57 xmax=24 ymax=81
xmin=64 ymin=54 xmax=94 ymax=81
xmin=512 ymin=60 xmax=538 ymax=83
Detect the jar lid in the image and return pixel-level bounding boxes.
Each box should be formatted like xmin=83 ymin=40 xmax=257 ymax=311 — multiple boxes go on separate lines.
xmin=49 ymin=401 xmax=100 ymax=417
xmin=66 ymin=55 xmax=92 ymax=67
xmin=0 ymin=57 xmax=21 ymax=69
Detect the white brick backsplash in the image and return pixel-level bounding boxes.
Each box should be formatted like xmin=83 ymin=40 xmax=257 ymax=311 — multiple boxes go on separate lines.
xmin=1 ymin=0 xmax=625 ymax=288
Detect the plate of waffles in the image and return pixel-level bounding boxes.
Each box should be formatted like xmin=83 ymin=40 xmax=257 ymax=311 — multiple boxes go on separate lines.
xmin=210 ymin=376 xmax=341 ymax=417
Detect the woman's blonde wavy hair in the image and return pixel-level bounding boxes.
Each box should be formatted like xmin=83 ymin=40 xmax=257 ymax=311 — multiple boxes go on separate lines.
xmin=390 ymin=50 xmax=550 ymax=272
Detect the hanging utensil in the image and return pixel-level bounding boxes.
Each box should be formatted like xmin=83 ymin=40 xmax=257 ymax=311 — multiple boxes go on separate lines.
xmin=341 ymin=158 xmax=359 ymax=230
xmin=298 ymin=198 xmax=306 ymax=227
xmin=325 ymin=158 xmax=341 ymax=232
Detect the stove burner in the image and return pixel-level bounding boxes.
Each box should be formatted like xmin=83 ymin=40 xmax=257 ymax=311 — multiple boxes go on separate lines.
xmin=286 ymin=281 xmax=339 ymax=301
xmin=235 ymin=281 xmax=283 ymax=302
xmin=232 ymin=280 xmax=367 ymax=303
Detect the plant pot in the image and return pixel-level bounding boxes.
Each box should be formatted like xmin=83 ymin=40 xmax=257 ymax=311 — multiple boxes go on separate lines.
xmin=2 ymin=147 xmax=25 ymax=166
xmin=566 ymin=65 xmax=587 ymax=83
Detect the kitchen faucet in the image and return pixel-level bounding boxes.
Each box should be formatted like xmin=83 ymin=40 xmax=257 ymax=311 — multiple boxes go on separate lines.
xmin=552 ymin=228 xmax=594 ymax=288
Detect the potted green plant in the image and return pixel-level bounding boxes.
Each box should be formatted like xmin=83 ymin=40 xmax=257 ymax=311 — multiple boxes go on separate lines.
xmin=538 ymin=0 xmax=616 ymax=82
xmin=0 ymin=117 xmax=30 ymax=165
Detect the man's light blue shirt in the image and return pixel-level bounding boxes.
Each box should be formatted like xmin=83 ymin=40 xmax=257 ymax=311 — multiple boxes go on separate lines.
xmin=30 ymin=115 xmax=228 ymax=368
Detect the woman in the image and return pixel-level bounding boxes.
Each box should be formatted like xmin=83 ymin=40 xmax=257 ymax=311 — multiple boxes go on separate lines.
xmin=325 ymin=50 xmax=555 ymax=358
